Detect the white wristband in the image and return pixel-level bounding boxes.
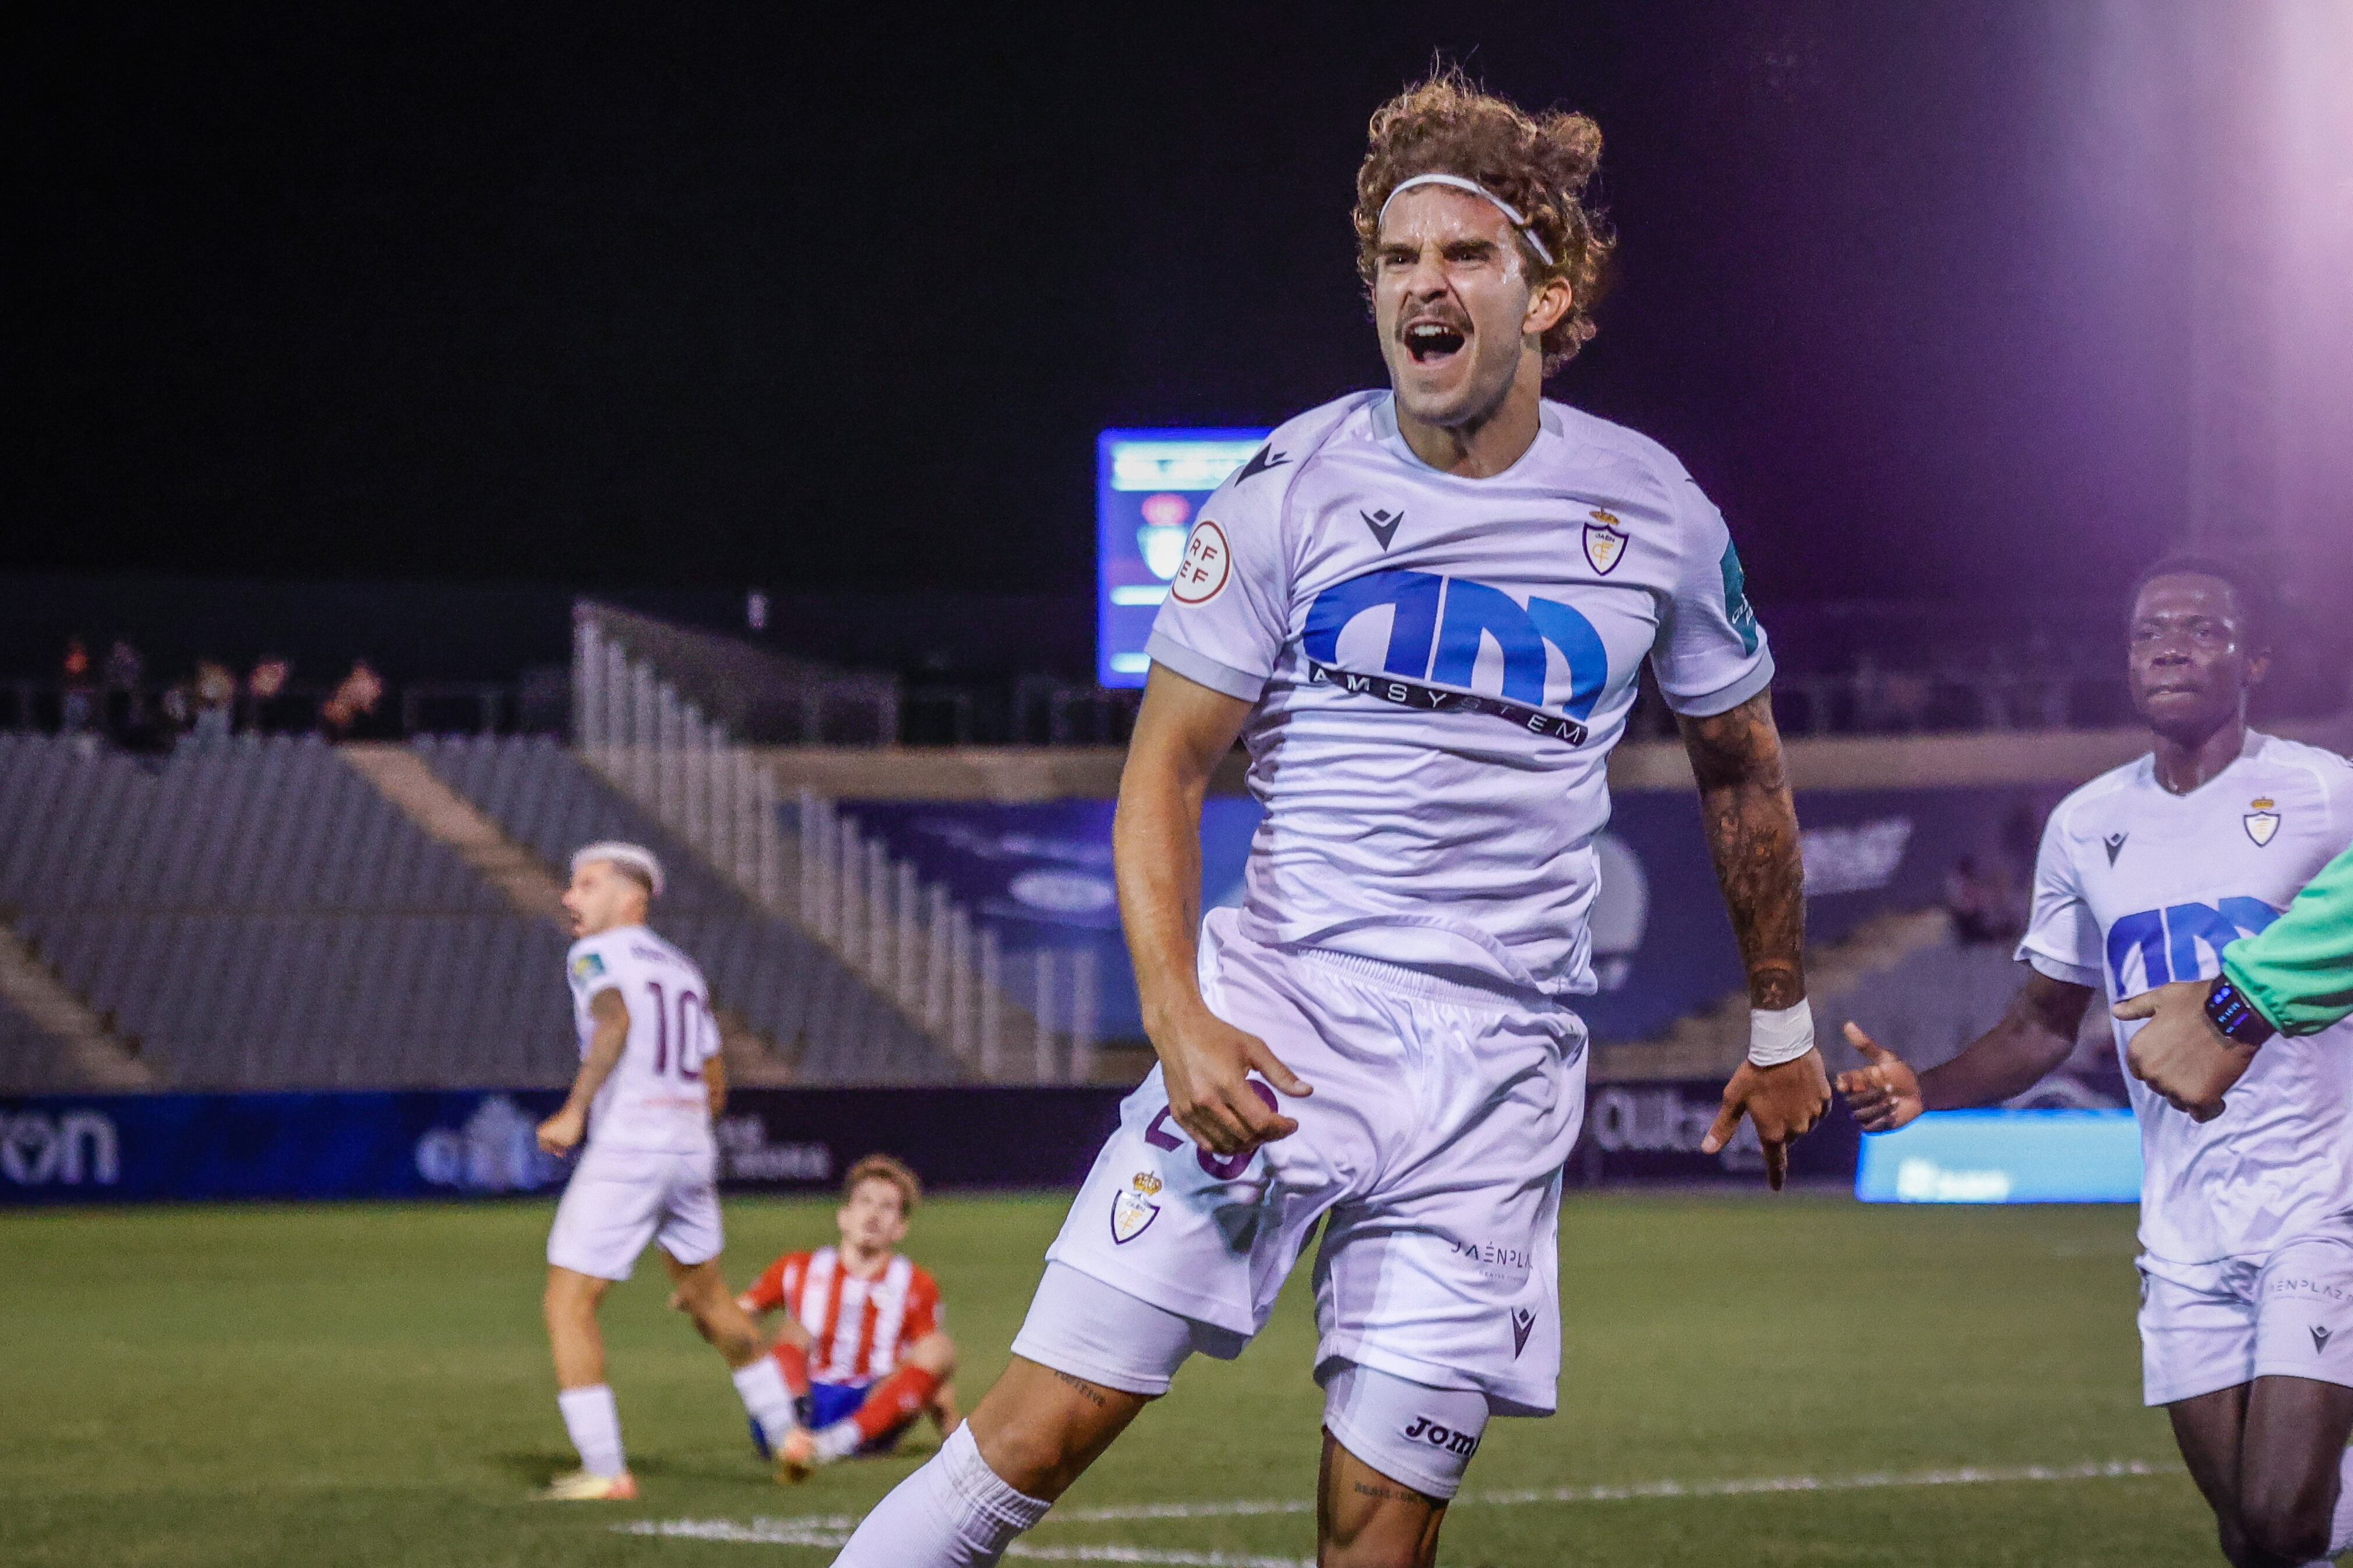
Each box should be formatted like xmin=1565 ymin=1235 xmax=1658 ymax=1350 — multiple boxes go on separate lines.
xmin=1748 ymin=1002 xmax=1816 ymax=1068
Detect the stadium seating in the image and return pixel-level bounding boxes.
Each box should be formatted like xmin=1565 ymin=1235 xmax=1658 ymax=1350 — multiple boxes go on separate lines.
xmin=412 ymin=734 xmax=956 ymax=1083
xmin=0 ymin=732 xmax=570 ymax=1089
xmin=1826 ymin=936 xmax=2121 ymax=1103
xmin=0 ymin=989 xmax=77 ymax=1094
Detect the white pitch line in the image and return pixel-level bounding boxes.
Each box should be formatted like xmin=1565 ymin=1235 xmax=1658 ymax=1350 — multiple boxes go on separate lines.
xmin=617 ymin=1456 xmax=2165 ymax=1562
xmin=1047 ymin=1456 xmax=2164 ymax=1523
xmin=616 ymin=1518 xmax=1310 ymax=1567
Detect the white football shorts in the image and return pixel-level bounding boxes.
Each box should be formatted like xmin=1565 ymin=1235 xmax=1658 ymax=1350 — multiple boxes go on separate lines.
xmin=2139 ymin=1230 xmax=2353 ymax=1406
xmin=546 ymin=1142 xmax=724 ymax=1281
xmin=1037 ymin=908 xmax=1587 ymax=1417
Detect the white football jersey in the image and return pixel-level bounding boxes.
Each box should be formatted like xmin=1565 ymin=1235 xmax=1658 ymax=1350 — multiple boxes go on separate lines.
xmin=2017 ymin=733 xmax=2353 ymax=1264
xmin=1146 ymin=392 xmax=1773 ymax=997
xmin=565 ymin=924 xmax=719 ymax=1155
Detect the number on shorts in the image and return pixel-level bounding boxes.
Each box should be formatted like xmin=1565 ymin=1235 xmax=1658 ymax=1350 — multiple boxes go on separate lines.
xmin=1144 ymin=1080 xmax=1279 ymax=1181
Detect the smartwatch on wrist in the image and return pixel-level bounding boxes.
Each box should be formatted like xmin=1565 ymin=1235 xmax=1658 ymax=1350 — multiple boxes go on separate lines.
xmin=2204 ymin=978 xmax=2277 ymax=1050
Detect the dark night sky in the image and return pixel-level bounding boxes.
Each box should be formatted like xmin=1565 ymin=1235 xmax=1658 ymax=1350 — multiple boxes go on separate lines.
xmin=9 ymin=3 xmax=2195 ymax=603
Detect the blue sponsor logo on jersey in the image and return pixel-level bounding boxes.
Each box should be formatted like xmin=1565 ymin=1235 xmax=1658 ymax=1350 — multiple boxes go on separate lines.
xmin=2107 ymin=897 xmax=2281 ymax=994
xmin=1302 ymin=568 xmax=1608 ymax=722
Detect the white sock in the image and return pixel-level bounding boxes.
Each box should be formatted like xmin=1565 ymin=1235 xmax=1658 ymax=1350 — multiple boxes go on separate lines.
xmin=2328 ymin=1445 xmax=2353 ymax=1556
xmin=732 ymin=1356 xmax=801 ymax=1442
xmin=815 ymin=1417 xmax=865 ymax=1462
xmin=556 ymin=1384 xmax=626 ymax=1477
xmin=831 ymin=1422 xmax=1049 ymax=1567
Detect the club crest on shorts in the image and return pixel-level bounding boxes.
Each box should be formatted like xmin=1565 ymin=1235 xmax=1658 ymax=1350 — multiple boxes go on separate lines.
xmin=2245 ymin=797 xmax=2281 ymax=847
xmin=1111 ymin=1170 xmax=1163 ymax=1245
xmin=1582 ymin=509 xmax=1628 ymax=576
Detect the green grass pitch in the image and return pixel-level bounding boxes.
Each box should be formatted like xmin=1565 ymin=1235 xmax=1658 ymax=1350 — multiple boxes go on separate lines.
xmin=2 ymin=1191 xmax=2223 ymax=1566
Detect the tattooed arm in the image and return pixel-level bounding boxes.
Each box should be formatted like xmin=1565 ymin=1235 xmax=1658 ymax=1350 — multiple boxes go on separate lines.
xmin=1677 ymin=690 xmax=1829 ymax=1189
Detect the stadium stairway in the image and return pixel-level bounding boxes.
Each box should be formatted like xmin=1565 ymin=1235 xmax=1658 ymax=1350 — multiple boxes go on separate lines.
xmin=0 ymin=918 xmax=152 ymax=1093
xmin=0 ymin=731 xmax=574 ymax=1090
xmin=340 ymin=743 xmax=795 ymax=1086
xmin=411 ymin=735 xmax=959 ymax=1085
xmin=1592 ymin=907 xmax=1955 ymax=1082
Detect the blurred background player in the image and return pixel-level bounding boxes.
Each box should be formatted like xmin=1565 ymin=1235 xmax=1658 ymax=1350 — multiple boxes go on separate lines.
xmin=733 ymin=1153 xmax=959 ymax=1481
xmin=1836 ymin=559 xmax=2353 ymax=1567
xmin=531 ymin=842 xmax=803 ymax=1500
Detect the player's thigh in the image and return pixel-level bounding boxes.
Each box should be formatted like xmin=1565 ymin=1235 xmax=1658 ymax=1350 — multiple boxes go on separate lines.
xmin=2238 ymin=1375 xmax=2353 ymax=1535
xmin=2240 ymin=1236 xmax=2353 ymax=1534
xmin=984 ymin=1261 xmax=1232 ymax=1500
xmin=966 ymin=1356 xmax=1152 ymax=1504
xmin=2140 ymin=1254 xmax=2261 ymax=1411
xmin=1317 ymin=1369 xmax=1475 ymax=1568
xmin=546 ymin=1148 xmax=667 ymax=1281
xmin=2165 ymin=1382 xmax=2251 ymax=1521
xmin=652 ymin=1149 xmax=724 ymax=1269
xmin=544 ymin=1263 xmax=612 ymax=1319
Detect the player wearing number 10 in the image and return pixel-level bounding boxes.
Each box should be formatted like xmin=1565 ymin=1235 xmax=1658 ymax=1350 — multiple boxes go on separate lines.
xmin=531 ymin=842 xmax=805 ymax=1500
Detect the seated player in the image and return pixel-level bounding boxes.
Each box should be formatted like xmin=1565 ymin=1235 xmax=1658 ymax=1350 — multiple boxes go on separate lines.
xmin=738 ymin=1153 xmax=958 ymax=1481
xmin=1837 ymin=557 xmax=2353 ymax=1567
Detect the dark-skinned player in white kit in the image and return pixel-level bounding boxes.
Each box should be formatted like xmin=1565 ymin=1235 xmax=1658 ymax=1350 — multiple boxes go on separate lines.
xmin=831 ymin=72 xmax=1830 ymax=1567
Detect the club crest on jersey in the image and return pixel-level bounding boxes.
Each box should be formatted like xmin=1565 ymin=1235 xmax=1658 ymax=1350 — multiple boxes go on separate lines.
xmin=1582 ymin=509 xmax=1629 ymax=576
xmin=1111 ymin=1171 xmax=1163 ymax=1245
xmin=2245 ymin=798 xmax=2281 ymax=847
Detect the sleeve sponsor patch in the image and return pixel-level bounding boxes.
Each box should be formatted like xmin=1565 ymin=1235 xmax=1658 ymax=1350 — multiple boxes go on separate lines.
xmin=569 ymin=952 xmax=607 ymax=987
xmin=1719 ymin=540 xmax=1761 ymax=655
xmin=1170 ymin=519 xmax=1233 ymax=604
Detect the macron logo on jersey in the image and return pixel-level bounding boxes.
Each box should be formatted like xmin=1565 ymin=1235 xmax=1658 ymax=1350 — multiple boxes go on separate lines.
xmin=2107 ymin=897 xmax=2281 ymax=995
xmin=1301 ymin=568 xmax=1608 ymax=743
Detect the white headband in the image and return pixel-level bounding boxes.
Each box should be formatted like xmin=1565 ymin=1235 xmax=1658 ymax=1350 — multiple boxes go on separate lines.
xmin=572 ymin=840 xmax=665 ymax=899
xmin=1377 ymin=173 xmax=1557 ymax=267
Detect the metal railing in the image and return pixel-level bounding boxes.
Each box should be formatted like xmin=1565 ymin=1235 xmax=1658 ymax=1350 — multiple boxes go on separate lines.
xmin=572 ymin=614 xmax=1099 ymax=1080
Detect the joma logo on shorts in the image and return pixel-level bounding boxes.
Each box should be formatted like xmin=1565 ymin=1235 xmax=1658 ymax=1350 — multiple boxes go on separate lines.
xmin=1402 ymin=1416 xmax=1479 ymax=1458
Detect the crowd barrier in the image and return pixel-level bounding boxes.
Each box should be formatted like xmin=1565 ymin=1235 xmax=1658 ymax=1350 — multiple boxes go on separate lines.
xmin=0 ymin=1079 xmax=1898 ymax=1205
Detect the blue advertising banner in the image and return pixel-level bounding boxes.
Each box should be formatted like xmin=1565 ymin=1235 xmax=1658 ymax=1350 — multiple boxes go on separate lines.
xmin=1570 ymin=1077 xmax=1862 ymax=1186
xmin=1854 ymin=1110 xmax=2141 ymax=1203
xmin=0 ymin=1087 xmax=1131 ymax=1206
xmin=2 ymin=1081 xmax=1871 ymax=1205
xmin=0 ymin=1090 xmax=568 ymax=1205
xmin=842 ymin=783 xmax=2061 ymax=1044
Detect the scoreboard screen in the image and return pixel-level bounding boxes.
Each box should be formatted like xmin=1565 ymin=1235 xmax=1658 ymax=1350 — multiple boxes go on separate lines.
xmin=1096 ymin=427 xmax=1270 ymax=688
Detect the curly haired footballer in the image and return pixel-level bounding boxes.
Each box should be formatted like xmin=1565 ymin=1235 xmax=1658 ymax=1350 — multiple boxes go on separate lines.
xmin=1353 ymin=69 xmax=1615 ymax=373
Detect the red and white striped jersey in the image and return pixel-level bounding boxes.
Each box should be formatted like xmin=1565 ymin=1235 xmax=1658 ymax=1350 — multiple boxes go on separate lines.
xmin=739 ymin=1246 xmax=941 ymax=1387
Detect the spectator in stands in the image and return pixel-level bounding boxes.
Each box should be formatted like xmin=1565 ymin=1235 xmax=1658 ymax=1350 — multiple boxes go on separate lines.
xmin=318 ymin=659 xmax=384 ymax=741
xmin=248 ymin=656 xmax=292 ymax=733
xmin=101 ymin=638 xmax=144 ymax=737
xmin=191 ymin=661 xmax=237 ymax=746
xmin=59 ymin=637 xmax=94 ymax=734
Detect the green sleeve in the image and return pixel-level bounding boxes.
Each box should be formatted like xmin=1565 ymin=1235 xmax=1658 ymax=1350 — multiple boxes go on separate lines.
xmin=2223 ymin=842 xmax=2353 ymax=1037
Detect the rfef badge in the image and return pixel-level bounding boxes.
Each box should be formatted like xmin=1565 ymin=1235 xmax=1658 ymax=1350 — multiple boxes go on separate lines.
xmin=1110 ymin=1170 xmax=1163 ymax=1245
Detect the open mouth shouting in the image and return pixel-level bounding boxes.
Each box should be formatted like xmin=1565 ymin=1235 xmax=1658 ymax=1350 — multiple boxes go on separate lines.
xmin=1401 ymin=313 xmax=1469 ymax=365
